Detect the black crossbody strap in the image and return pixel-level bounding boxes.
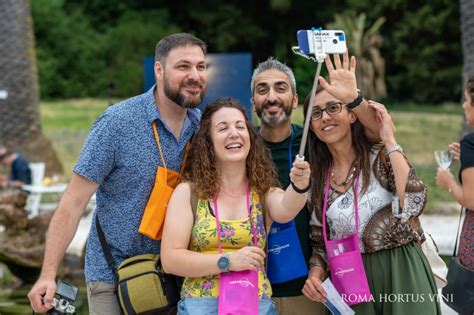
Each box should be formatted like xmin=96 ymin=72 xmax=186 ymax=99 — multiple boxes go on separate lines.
xmin=452 ymin=206 xmax=465 ymax=257
xmin=96 ymin=216 xmax=119 ymax=280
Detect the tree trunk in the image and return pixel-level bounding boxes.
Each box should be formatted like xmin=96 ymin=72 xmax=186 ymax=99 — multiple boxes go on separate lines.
xmin=0 ymin=0 xmax=62 ymax=174
xmin=461 ymin=0 xmax=474 ymax=136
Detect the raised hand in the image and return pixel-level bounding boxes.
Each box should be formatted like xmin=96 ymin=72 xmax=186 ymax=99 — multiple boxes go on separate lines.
xmin=367 ymin=100 xmax=397 ymax=146
xmin=318 ymin=52 xmax=358 ymax=104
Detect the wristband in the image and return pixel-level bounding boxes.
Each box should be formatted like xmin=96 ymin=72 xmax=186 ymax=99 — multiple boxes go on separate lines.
xmin=291 ymin=178 xmax=311 ymax=194
xmin=386 ymin=144 xmax=403 ymax=156
xmin=346 ymin=90 xmax=363 ymax=109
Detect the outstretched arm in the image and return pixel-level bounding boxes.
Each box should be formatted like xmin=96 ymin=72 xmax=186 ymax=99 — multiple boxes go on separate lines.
xmin=436 ymin=167 xmax=474 ymax=210
xmin=319 ymin=52 xmax=382 ymax=142
xmin=266 ymin=160 xmax=311 ymax=223
xmin=437 ymin=134 xmax=474 ymax=211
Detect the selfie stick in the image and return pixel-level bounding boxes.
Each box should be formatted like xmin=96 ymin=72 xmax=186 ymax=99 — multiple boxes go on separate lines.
xmin=292 ymin=32 xmax=327 ymax=162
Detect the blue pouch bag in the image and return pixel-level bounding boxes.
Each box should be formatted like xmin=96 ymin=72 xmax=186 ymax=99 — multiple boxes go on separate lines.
xmin=267 ymin=220 xmax=308 ymax=284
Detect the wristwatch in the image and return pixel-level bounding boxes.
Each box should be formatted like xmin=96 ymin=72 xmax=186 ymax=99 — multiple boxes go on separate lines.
xmin=346 ymin=90 xmax=363 ymax=109
xmin=386 ymin=144 xmax=403 ymax=156
xmin=217 ymin=253 xmax=230 ymax=273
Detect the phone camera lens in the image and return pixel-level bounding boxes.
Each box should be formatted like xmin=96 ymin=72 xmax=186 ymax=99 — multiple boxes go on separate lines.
xmin=333 ymin=39 xmax=338 ymax=44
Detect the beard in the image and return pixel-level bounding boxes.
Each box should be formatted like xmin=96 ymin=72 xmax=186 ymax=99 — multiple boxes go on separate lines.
xmin=255 ymin=100 xmax=293 ymax=127
xmin=163 ymin=75 xmax=206 ymax=108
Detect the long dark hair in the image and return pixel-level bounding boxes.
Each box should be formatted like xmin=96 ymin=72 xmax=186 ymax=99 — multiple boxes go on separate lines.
xmin=303 ymin=86 xmax=374 ymax=220
xmin=181 ymin=97 xmax=278 ymax=199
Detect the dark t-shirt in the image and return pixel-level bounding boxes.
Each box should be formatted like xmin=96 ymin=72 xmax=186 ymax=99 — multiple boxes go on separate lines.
xmin=10 ymin=155 xmax=31 ymax=185
xmin=460 ymin=132 xmax=474 ymax=181
xmin=261 ymin=124 xmax=311 ymax=297
xmin=458 ymin=133 xmax=474 ymax=269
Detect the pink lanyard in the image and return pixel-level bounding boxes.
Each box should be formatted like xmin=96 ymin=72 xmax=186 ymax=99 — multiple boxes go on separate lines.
xmin=213 ymin=184 xmax=258 ymax=253
xmin=322 ymin=163 xmax=360 ymax=242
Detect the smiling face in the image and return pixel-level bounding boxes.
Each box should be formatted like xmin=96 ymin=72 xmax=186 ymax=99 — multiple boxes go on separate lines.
xmin=309 ymin=90 xmax=356 ymax=144
xmin=156 ymin=45 xmax=207 ymax=108
xmin=210 ymin=107 xmax=251 ymax=165
xmin=252 ymin=69 xmax=298 ymax=127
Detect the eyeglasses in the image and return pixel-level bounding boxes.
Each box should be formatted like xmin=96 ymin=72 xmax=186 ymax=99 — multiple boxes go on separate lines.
xmin=311 ymin=102 xmax=344 ymax=121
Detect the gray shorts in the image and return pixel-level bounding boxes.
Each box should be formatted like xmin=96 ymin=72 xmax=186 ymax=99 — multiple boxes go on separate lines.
xmin=86 ymin=281 xmax=121 ymax=315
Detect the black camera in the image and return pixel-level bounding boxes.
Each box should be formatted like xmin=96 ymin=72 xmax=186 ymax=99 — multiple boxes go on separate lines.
xmin=46 ymin=280 xmax=78 ymax=314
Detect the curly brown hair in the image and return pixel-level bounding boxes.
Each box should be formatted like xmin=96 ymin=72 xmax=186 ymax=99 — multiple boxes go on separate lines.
xmin=181 ymin=97 xmax=279 ymax=200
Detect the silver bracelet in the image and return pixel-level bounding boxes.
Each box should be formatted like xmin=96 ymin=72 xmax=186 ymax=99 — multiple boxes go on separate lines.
xmin=386 ymin=144 xmax=403 ymax=155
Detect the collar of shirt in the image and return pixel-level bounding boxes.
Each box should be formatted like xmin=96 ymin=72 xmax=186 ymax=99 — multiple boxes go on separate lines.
xmin=144 ymin=84 xmax=201 ymax=128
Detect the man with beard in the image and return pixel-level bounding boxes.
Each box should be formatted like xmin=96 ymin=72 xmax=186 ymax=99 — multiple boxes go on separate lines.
xmin=28 ymin=33 xmax=207 ymax=314
xmin=251 ymin=57 xmax=324 ymax=315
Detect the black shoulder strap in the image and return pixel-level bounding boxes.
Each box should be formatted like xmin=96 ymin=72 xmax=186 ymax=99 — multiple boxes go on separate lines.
xmin=452 ymin=206 xmax=466 ymax=257
xmin=96 ymin=216 xmax=119 ymax=280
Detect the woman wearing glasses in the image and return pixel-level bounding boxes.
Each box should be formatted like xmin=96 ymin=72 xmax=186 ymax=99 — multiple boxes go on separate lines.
xmin=301 ymin=53 xmax=440 ymax=314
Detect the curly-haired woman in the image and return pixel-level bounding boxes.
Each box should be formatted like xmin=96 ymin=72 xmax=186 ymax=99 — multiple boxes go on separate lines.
xmin=161 ymin=98 xmax=311 ymax=314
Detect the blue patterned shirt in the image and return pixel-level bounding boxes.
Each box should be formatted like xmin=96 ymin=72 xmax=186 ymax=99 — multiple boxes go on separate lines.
xmin=73 ymin=86 xmax=200 ymax=283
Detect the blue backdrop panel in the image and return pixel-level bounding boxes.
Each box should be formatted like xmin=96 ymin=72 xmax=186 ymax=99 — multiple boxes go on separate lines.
xmin=143 ymin=53 xmax=253 ymax=120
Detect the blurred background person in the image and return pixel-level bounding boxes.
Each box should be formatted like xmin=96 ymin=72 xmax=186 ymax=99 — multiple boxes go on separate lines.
xmin=0 ymin=146 xmax=31 ymax=189
xmin=436 ymin=75 xmax=474 ymax=272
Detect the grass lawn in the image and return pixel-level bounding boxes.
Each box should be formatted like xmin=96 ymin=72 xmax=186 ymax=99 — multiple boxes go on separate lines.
xmin=40 ymin=98 xmax=111 ymax=177
xmin=40 ymin=99 xmax=464 ymax=213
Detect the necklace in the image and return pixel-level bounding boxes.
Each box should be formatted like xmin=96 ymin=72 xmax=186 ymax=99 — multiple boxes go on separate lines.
xmin=331 ymin=162 xmax=358 ymax=187
xmin=220 ymin=188 xmax=246 ymax=198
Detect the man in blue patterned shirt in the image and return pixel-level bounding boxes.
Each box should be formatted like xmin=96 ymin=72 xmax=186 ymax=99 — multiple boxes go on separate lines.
xmin=28 ymin=33 xmax=208 ymax=314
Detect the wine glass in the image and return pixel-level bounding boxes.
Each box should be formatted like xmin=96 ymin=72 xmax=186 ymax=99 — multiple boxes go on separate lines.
xmin=434 ymin=150 xmax=452 ymax=169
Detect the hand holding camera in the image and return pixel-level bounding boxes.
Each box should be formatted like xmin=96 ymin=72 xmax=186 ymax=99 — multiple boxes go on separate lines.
xmin=28 ymin=279 xmax=78 ymax=314
xmin=28 ymin=276 xmax=57 ymax=313
xmin=46 ymin=280 xmax=78 ymax=314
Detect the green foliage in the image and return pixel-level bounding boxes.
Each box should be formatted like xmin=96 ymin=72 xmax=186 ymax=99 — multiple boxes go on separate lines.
xmin=31 ymin=0 xmax=462 ymax=103
xmin=346 ymin=0 xmax=462 ymax=103
xmin=293 ymin=57 xmax=328 ymax=100
xmin=32 ymin=1 xmax=181 ymax=98
xmin=32 ymin=0 xmax=108 ymax=98
xmin=327 ymin=12 xmax=386 ymax=100
xmin=103 ymin=10 xmax=181 ymax=97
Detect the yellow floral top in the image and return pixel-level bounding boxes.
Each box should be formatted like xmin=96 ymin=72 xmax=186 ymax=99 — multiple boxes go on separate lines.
xmin=180 ymin=190 xmax=272 ymax=299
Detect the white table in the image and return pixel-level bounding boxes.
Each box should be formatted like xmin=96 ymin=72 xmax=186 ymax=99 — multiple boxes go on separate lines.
xmin=22 ymin=183 xmax=68 ymax=217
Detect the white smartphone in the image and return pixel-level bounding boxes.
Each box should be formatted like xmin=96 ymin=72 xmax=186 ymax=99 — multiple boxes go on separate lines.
xmin=297 ymin=29 xmax=347 ymax=55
